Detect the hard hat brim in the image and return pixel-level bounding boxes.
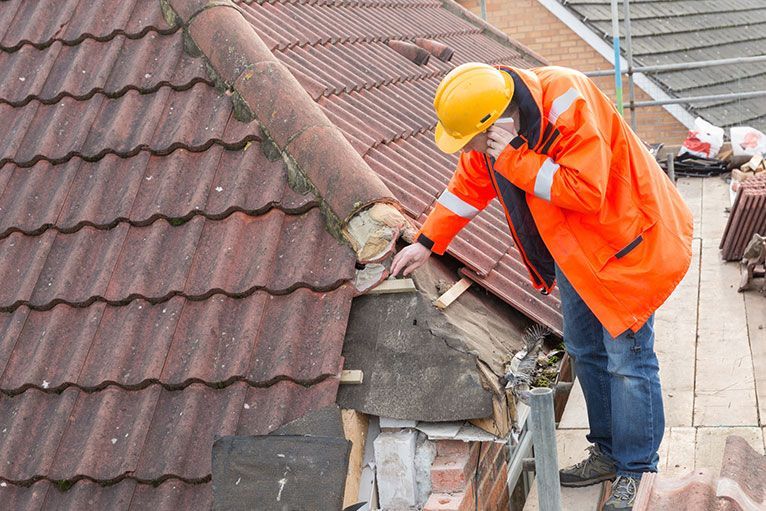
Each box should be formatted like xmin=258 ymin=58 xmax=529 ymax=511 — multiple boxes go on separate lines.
xmin=434 ymin=121 xmax=472 ymax=154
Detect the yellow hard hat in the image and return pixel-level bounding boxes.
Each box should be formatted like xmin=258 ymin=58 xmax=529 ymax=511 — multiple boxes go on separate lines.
xmin=433 ymin=63 xmax=515 ymax=153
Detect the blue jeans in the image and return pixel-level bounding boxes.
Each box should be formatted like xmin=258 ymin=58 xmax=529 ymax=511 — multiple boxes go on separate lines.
xmin=556 ymin=266 xmax=664 ymax=477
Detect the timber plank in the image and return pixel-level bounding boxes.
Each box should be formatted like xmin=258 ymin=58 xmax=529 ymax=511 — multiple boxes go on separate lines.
xmin=694 ymin=178 xmax=758 ymax=426
xmin=663 ymin=427 xmax=696 ymax=476
xmin=655 ymin=238 xmax=700 ymax=427
xmin=341 ymin=409 xmax=369 ymax=508
xmin=695 ymin=427 xmax=764 ymax=471
xmin=744 ymin=292 xmax=766 ymax=424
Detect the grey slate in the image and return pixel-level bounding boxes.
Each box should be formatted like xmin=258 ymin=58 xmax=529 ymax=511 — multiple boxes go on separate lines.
xmin=270 ymin=404 xmax=345 ymax=438
xmin=336 ymin=292 xmax=493 ymax=422
xmin=559 ymin=0 xmax=766 ymax=130
xmin=212 ymin=435 xmax=350 ymax=511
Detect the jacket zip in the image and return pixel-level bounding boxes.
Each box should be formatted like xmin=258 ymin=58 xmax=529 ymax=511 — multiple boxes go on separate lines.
xmin=483 ymin=154 xmax=551 ymax=293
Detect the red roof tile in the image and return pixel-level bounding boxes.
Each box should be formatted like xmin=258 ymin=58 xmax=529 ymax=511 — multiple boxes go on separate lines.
xmin=635 ymin=435 xmax=766 ymax=511
xmin=0 ymin=0 xmax=561 ymax=506
xmin=0 ymin=0 xmax=359 ymax=504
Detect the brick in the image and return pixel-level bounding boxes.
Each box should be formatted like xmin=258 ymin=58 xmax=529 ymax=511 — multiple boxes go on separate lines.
xmin=431 ymin=450 xmax=475 ymax=493
xmin=435 ymin=440 xmax=477 ymax=457
xmin=424 ymin=492 xmax=467 ymax=511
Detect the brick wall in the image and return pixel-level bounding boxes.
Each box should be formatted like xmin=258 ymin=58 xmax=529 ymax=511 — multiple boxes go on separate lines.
xmin=458 ymin=0 xmax=690 ymax=144
xmin=424 ymin=440 xmax=509 ymax=511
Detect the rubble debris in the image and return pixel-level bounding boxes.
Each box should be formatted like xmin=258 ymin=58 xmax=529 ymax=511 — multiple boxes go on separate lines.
xmin=660 ymin=153 xmax=728 ymax=177
xmin=731 ymin=152 xmax=766 ymax=187
xmin=738 ymin=233 xmax=766 ymax=294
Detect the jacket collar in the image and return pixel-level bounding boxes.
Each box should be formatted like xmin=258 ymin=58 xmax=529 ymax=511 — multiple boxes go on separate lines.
xmin=496 ymin=66 xmax=545 ymax=150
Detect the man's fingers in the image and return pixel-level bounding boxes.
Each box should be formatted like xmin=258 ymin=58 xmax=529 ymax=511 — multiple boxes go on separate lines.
xmin=390 ymin=255 xmax=405 ymax=276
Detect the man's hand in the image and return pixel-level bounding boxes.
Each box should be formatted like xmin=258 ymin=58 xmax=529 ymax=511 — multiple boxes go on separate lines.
xmin=486 ymin=121 xmax=518 ymax=159
xmin=390 ymin=242 xmax=431 ymax=276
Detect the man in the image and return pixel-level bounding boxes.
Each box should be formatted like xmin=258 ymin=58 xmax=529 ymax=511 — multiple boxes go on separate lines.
xmin=391 ymin=63 xmax=693 ymax=510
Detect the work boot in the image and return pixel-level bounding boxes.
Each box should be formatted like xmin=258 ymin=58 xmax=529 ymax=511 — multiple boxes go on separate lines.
xmin=603 ymin=475 xmax=640 ymax=510
xmin=559 ymin=444 xmax=616 ymax=487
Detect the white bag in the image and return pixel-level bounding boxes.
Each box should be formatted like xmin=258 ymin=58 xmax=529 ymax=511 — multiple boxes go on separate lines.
xmin=678 ymin=117 xmax=724 ymax=159
xmin=730 ymin=126 xmax=766 ymax=157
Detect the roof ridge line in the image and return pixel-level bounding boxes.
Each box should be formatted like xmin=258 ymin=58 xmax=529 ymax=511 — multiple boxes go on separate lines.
xmin=161 ymin=0 xmax=410 ymax=268
xmin=438 ymin=0 xmax=548 ymax=65
xmin=0 ymin=25 xmax=179 ymax=54
xmin=0 ymin=280 xmax=353 ymax=314
xmin=0 ymin=373 xmax=339 ymax=398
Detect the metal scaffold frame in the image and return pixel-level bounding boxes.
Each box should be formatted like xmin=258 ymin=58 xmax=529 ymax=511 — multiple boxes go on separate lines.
xmin=586 ymin=0 xmax=766 ymax=130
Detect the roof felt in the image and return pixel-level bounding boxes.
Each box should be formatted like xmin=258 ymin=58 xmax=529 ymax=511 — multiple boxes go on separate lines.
xmin=560 ymin=0 xmax=766 ymax=130
xmin=0 ymin=0 xmax=355 ymax=507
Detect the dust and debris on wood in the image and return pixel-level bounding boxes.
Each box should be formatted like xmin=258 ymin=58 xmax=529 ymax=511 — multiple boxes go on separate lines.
xmin=503 ymin=324 xmax=564 ymax=391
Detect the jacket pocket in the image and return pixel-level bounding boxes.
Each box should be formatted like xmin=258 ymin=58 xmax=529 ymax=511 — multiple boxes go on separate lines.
xmin=596 ymin=221 xmax=657 ymax=271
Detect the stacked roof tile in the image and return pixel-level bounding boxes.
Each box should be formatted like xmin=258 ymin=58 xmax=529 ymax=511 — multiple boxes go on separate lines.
xmin=561 ymin=0 xmax=766 ymax=131
xmin=0 ymin=0 xmax=356 ymax=507
xmin=634 ymin=435 xmax=766 ymax=510
xmin=235 ymin=0 xmax=563 ymax=332
xmin=720 ymin=174 xmax=766 ymax=260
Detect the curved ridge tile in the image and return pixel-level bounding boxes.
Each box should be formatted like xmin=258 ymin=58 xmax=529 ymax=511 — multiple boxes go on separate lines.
xmin=0 ymin=0 xmax=173 ymax=52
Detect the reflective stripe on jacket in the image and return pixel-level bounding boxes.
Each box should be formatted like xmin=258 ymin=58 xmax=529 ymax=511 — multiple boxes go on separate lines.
xmin=416 ymin=66 xmax=693 ymax=337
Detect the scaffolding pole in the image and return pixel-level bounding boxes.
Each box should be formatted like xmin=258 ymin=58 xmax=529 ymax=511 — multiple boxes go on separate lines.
xmin=585 ymin=54 xmax=766 ymax=77
xmin=610 ymin=0 xmax=623 ymax=115
xmin=623 ymin=0 xmax=637 ymax=130
xmin=629 ymin=89 xmax=766 ymax=108
xmin=529 ymin=388 xmax=561 ymax=511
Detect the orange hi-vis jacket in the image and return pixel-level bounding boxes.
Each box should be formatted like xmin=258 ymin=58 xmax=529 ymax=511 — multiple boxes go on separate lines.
xmin=417 ymin=66 xmax=694 ymax=337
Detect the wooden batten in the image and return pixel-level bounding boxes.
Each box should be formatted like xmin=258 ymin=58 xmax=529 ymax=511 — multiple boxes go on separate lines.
xmin=341 ymin=409 xmax=369 ymax=508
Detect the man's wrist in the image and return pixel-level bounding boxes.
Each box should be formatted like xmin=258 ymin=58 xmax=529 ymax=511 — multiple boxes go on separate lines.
xmin=416 ymin=233 xmax=435 ymax=251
